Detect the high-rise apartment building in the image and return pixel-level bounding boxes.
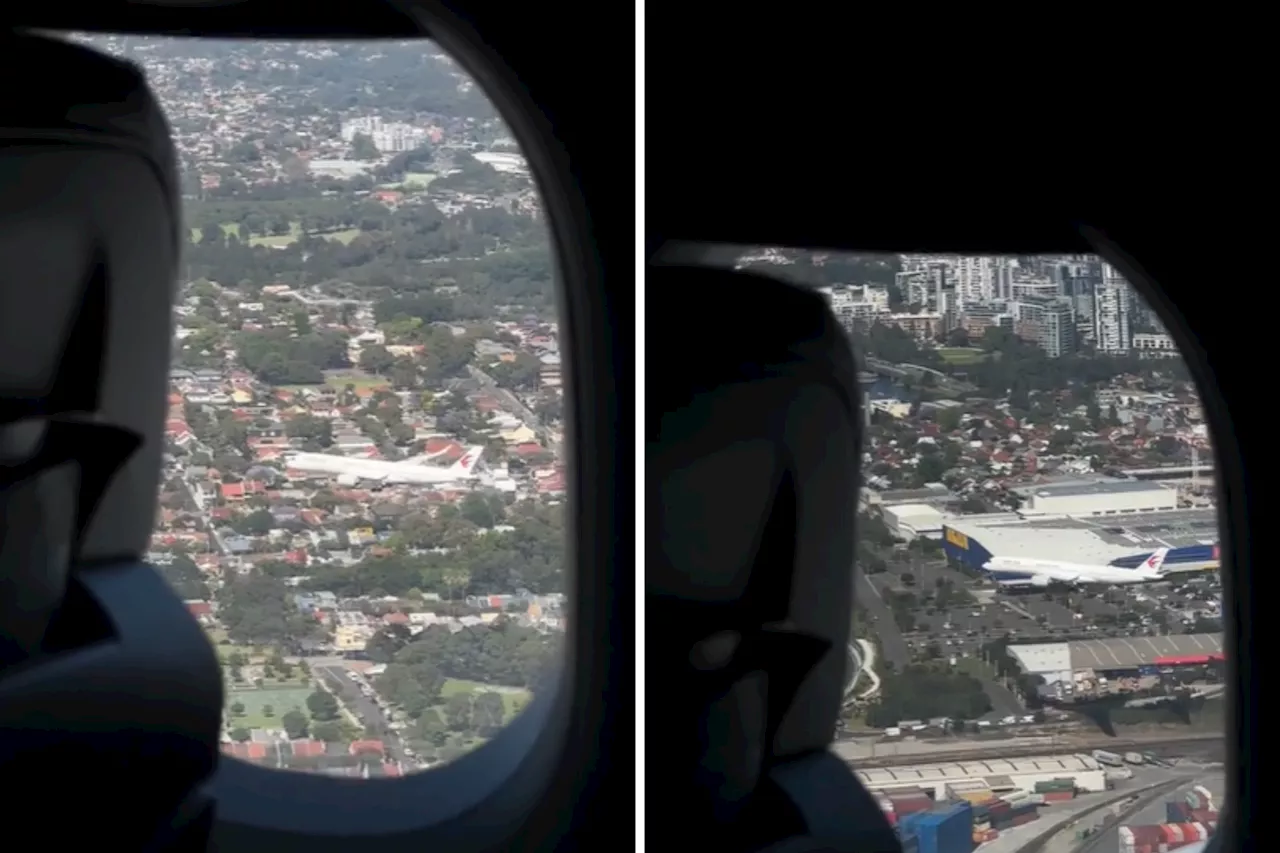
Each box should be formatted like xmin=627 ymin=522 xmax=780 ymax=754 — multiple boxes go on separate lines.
xmin=1094 ymin=263 xmax=1133 ymax=354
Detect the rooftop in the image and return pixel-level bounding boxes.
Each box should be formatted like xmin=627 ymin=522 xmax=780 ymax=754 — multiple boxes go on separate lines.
xmin=1013 ymin=479 xmax=1173 ymax=498
xmin=945 ymin=507 xmax=1217 ymax=562
xmin=1068 ymin=633 xmax=1223 ymax=670
xmin=946 ymin=522 xmax=1139 ymax=564
xmin=856 ymin=753 xmax=1101 ymax=788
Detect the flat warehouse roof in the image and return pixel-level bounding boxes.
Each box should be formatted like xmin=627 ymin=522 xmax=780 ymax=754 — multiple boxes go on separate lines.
xmin=856 ymin=754 xmax=1100 ymax=787
xmin=1014 ymin=480 xmax=1172 ymax=498
xmin=1068 ymin=634 xmax=1223 ymax=670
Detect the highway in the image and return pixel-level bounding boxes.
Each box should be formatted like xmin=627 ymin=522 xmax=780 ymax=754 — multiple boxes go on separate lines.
xmin=314 ymin=663 xmax=410 ymax=766
xmin=853 ymin=563 xmax=911 ymax=668
xmin=834 ymin=732 xmax=1223 ymax=768
xmin=1076 ymin=770 xmax=1223 ymax=853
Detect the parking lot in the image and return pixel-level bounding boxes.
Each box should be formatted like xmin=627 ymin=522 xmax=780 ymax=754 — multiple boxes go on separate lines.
xmin=856 ymin=554 xmax=1222 ymax=718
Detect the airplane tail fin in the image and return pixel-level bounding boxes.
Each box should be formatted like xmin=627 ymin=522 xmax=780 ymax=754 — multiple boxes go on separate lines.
xmin=1143 ymin=547 xmax=1171 ymax=573
xmin=401 ymin=446 xmax=452 ymax=466
xmin=449 ymin=446 xmax=485 ymax=476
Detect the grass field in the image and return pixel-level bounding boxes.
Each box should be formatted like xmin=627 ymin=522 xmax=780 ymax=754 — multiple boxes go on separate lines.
xmin=189 ymin=220 xmax=364 ymax=249
xmin=226 ymin=687 xmax=312 ymax=730
xmin=937 ymin=347 xmax=987 ymax=366
xmin=323 ymin=373 xmax=392 ymax=391
xmin=401 ymin=171 xmax=438 ymax=188
xmin=440 ymin=678 xmax=532 ymax=721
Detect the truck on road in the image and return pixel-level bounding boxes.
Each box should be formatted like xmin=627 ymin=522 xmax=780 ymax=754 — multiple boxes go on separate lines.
xmin=1092 ymin=749 xmax=1125 ymax=767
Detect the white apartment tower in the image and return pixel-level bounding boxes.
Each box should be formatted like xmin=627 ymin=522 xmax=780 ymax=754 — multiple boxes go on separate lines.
xmin=1094 ymin=263 xmax=1133 ymax=354
xmin=953 ymin=256 xmax=995 ymax=311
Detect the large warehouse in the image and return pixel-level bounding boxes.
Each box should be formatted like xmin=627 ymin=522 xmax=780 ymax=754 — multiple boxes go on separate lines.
xmin=941 ymin=509 xmax=1219 ymax=572
xmin=1006 ymin=634 xmax=1225 ymax=686
xmin=1011 ymin=479 xmax=1178 ymax=517
xmin=857 ymin=754 xmax=1108 ymax=799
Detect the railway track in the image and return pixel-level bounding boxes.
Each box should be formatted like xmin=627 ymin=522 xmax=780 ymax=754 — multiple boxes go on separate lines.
xmin=847 ymin=733 xmax=1222 ymax=768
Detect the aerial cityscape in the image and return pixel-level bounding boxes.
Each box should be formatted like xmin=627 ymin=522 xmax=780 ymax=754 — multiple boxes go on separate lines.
xmin=735 ymin=250 xmax=1224 ymax=853
xmin=80 ymin=33 xmax=1221 ymax=853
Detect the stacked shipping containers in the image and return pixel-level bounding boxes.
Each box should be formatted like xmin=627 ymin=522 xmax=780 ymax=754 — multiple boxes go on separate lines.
xmin=1167 ymin=802 xmax=1220 ymax=825
xmin=874 ymin=791 xmax=897 ymax=827
xmin=1119 ymin=823 xmax=1213 ymax=853
xmin=984 ymin=797 xmax=1040 ymax=832
xmin=901 ymin=802 xmax=975 ymax=853
xmin=1035 ymin=778 xmax=1077 ymax=804
xmin=887 ymin=789 xmax=936 ymax=821
xmin=946 ymin=780 xmax=995 ymax=806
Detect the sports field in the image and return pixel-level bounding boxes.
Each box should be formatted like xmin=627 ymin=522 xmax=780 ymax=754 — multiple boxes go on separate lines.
xmin=226 ymin=687 xmax=311 ymax=730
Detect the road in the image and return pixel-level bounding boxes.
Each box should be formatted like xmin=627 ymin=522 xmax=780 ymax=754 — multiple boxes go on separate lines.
xmin=1078 ymin=770 xmax=1223 ymax=853
xmin=853 ymin=564 xmax=911 ymax=668
xmin=833 ymin=732 xmax=1223 ymax=767
xmin=177 ymin=439 xmax=230 ymax=556
xmin=315 ymin=663 xmax=410 ymax=766
xmin=466 ymin=365 xmax=562 ymax=458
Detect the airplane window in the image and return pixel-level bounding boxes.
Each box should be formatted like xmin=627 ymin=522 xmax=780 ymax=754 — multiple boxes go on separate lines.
xmin=70 ymin=34 xmax=566 ymax=777
xmin=727 ymin=248 xmax=1226 ymax=852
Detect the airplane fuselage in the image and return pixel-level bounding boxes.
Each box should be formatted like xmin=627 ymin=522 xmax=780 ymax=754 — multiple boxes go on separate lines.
xmin=982 ymin=556 xmax=1164 ymax=586
xmin=286 ymin=453 xmax=478 ymax=486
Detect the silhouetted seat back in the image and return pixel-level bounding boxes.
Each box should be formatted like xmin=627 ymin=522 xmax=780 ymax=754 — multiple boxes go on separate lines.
xmin=649 ymin=264 xmax=900 ymax=853
xmin=1 ymin=32 xmax=220 ymax=852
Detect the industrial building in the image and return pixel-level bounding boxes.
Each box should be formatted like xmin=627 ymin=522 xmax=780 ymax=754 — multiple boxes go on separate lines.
xmin=1010 ymin=479 xmax=1177 ymax=517
xmin=857 ymin=754 xmax=1107 ymax=800
xmin=940 ymin=509 xmax=1219 ymax=573
xmin=882 ymin=503 xmax=948 ymax=540
xmin=1006 ymin=634 xmax=1224 ymax=686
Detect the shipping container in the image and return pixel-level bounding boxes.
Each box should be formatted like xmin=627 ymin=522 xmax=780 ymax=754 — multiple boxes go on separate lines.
xmin=1120 ymin=825 xmax=1166 ymax=848
xmin=998 ymin=811 xmax=1038 ymax=830
xmin=1167 ymin=801 xmax=1192 ymax=823
xmin=901 ymin=835 xmax=920 ymax=853
xmin=886 ymin=787 xmax=932 ymax=800
xmin=953 ymin=792 xmax=995 ymax=806
xmin=947 ymin=780 xmax=992 ymax=793
xmin=1042 ymin=790 xmax=1076 ymax=803
xmin=991 ymin=805 xmax=1038 ymax=827
xmin=895 ymin=800 xmax=935 ymax=817
xmin=910 ymin=801 xmax=974 ymax=853
xmin=1171 ymin=823 xmax=1208 ymax=842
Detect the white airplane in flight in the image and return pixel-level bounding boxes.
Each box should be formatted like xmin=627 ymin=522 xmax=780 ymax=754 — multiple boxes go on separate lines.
xmin=982 ymin=547 xmax=1170 ymax=587
xmin=283 ymin=446 xmax=486 ymax=485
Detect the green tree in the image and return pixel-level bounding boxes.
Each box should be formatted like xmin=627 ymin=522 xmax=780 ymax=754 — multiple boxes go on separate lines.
xmin=230 ymin=727 xmax=252 ymax=743
xmin=282 ymin=709 xmax=310 ymax=739
xmin=307 ymin=689 xmax=341 ymax=722
xmin=936 ymin=407 xmax=963 ymax=432
xmin=312 ymin=720 xmax=344 ymax=743
xmin=359 ymin=345 xmax=397 ymax=376
xmin=443 ymin=692 xmax=474 ymax=732
xmin=350 ymin=132 xmax=379 ymax=160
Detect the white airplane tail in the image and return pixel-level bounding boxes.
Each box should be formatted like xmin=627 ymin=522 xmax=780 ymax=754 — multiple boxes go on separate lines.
xmin=1142 ymin=547 xmax=1171 ymax=573
xmin=399 ymin=446 xmax=453 ymax=466
xmin=448 ymin=446 xmax=485 ymax=477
